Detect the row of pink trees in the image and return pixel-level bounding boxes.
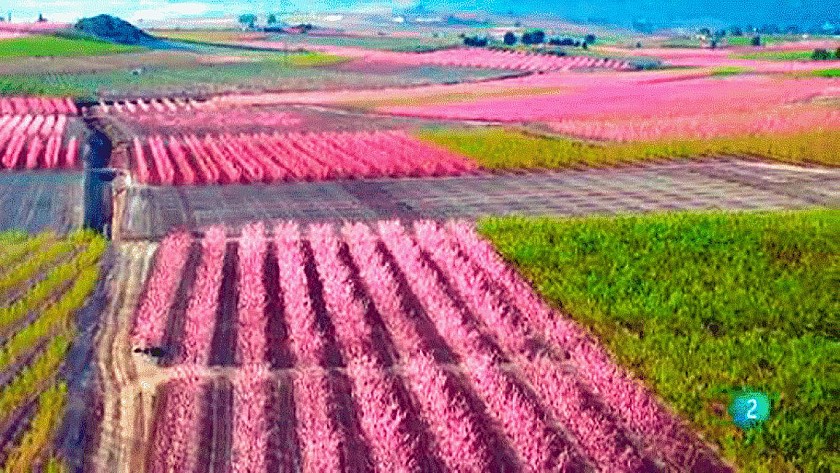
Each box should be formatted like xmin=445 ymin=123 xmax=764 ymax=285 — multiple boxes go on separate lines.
xmin=308 ymin=223 xmax=425 ymax=471
xmin=0 ymin=114 xmax=77 ymax=170
xmin=398 ymin=48 xmax=633 ymax=72
xmin=548 ymin=105 xmax=840 ymax=141
xmin=0 ymin=97 xmax=77 ymax=116
xmin=132 ymin=130 xmax=477 ymax=185
xmin=97 ymin=97 xmax=212 ymax=115
xmin=139 ymin=221 xmax=722 ymax=471
xmin=413 ymin=221 xmax=649 ymax=472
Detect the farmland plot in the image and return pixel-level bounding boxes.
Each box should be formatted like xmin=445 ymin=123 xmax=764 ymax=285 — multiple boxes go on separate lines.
xmin=0 ymin=230 xmax=106 ymax=471
xmin=243 ymin=42 xmax=634 ymax=72
xmin=0 ymin=172 xmax=84 ymax=233
xmin=103 ymin=221 xmax=731 ymax=472
xmin=0 ymin=96 xmax=83 ymax=171
xmin=129 ymin=130 xmax=478 ymax=185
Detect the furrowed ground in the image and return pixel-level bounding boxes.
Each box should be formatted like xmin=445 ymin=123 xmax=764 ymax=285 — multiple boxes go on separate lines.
xmin=0 ymin=230 xmax=106 ymax=471
xmin=478 ymin=209 xmax=839 ymax=472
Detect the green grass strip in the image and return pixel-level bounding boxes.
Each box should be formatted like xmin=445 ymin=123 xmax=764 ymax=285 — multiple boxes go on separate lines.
xmin=0 ymin=264 xmax=99 ymax=375
xmin=0 ymin=34 xmax=142 ymax=59
xmin=0 ymin=231 xmax=94 ymax=297
xmin=417 ymin=127 xmax=840 ymax=168
xmin=0 ymin=76 xmax=92 ymax=100
xmin=0 ymin=236 xmax=105 ymax=335
xmin=0 ymin=242 xmax=75 ymax=297
xmin=0 ymin=233 xmax=55 ymax=271
xmin=0 ymin=231 xmax=27 ymax=245
xmin=733 ymin=50 xmax=817 ymax=60
xmin=478 ymin=209 xmax=839 ymax=472
xmin=1 ymin=382 xmax=68 ymax=472
xmin=710 ymin=66 xmax=749 ymax=76
xmin=0 ymin=335 xmax=69 ymax=427
xmin=813 ymin=68 xmax=840 ymax=78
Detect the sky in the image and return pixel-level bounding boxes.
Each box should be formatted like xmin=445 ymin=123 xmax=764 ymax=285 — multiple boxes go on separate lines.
xmin=4 ymin=0 xmax=837 ymax=26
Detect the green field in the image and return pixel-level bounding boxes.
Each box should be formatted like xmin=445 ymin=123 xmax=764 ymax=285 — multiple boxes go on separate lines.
xmin=417 ymin=127 xmax=840 ymax=168
xmin=267 ymin=52 xmax=350 ymax=67
xmin=813 ymin=68 xmax=840 ymax=77
xmin=479 ymin=209 xmax=839 ymax=472
xmin=0 ymin=58 xmax=507 ymax=99
xmin=710 ymin=66 xmax=749 ymax=76
xmin=0 ymin=34 xmax=142 ymax=59
xmin=0 ymin=230 xmax=105 ymax=471
xmin=732 ymin=49 xmax=834 ymax=61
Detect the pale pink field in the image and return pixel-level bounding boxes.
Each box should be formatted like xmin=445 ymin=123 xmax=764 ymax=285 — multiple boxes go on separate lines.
xmin=378 ymin=74 xmax=839 ymax=123
xmin=209 ymin=69 xmax=623 ymax=108
xmin=598 ymin=43 xmax=840 ymax=72
xmin=0 ymin=21 xmax=70 ymax=33
xmin=240 ymin=41 xmax=632 ymax=72
xmin=547 ymin=105 xmax=840 ymax=141
xmin=0 ymin=31 xmax=30 ymax=40
xmin=666 ymin=57 xmax=840 ymax=72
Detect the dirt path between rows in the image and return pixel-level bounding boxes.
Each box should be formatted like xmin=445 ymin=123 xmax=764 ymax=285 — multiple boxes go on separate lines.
xmin=91 ymin=243 xmax=154 ymax=473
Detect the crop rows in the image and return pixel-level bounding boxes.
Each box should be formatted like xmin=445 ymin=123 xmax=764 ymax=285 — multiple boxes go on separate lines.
xmin=96 ymin=97 xmax=214 ymax=115
xmin=379 ymin=73 xmax=834 ymax=123
xmin=0 ymin=97 xmax=78 ymax=116
xmin=131 ymin=130 xmax=477 ymax=185
xmin=0 ymin=230 xmax=104 ymax=471
xmin=0 ymin=114 xmax=79 ymax=170
xmin=248 ymin=41 xmax=633 ymax=72
xmin=135 ymin=221 xmax=722 ymax=472
xmin=115 ymin=109 xmax=303 ymax=134
xmin=400 ymin=48 xmax=634 ymax=72
xmin=547 ymin=105 xmax=840 ymax=141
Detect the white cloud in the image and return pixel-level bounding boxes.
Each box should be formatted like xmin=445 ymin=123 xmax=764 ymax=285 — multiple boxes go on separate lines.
xmin=130 ymin=2 xmax=211 ymax=22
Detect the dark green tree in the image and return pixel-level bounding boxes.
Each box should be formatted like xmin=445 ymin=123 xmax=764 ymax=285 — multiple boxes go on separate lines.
xmin=750 ymin=35 xmax=762 ymax=46
xmin=522 ymin=29 xmax=545 ymax=45
xmin=267 ymin=13 xmax=277 ymax=25
xmin=503 ymin=31 xmax=517 ymax=45
xmin=584 ymin=33 xmax=596 ymax=44
xmin=239 ymin=13 xmax=257 ymax=29
xmin=811 ymin=48 xmax=831 ymax=60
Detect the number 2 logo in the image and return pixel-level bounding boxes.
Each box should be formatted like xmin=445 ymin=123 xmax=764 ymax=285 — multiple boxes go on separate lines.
xmin=746 ymin=399 xmax=758 ymax=419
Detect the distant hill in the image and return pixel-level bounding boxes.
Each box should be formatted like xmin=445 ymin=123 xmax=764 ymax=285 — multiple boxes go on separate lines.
xmin=75 ymin=14 xmax=153 ymax=45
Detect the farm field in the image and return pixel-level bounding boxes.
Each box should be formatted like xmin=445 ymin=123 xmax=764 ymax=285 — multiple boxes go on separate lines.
xmin=0 ymin=60 xmax=512 ymax=100
xmin=0 ymin=230 xmax=106 ymax=471
xmin=0 ymin=173 xmax=84 ymax=233
xmin=0 ymin=97 xmax=84 ymax=171
xmin=0 ymin=9 xmax=838 ymax=473
xmin=237 ymin=40 xmax=636 ymax=72
xmin=479 ymin=209 xmax=839 ymax=472
xmin=417 ymin=127 xmax=840 ymax=167
xmin=116 ymin=158 xmax=836 ymax=240
xmin=376 ymin=72 xmax=839 ymax=122
xmin=97 ymin=102 xmax=439 ymax=137
xmin=0 ymin=34 xmax=142 ymax=59
xmin=129 ymin=129 xmax=478 ymax=185
xmin=98 ymin=220 xmax=729 ymax=472
xmin=262 ymin=33 xmax=464 ymax=52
